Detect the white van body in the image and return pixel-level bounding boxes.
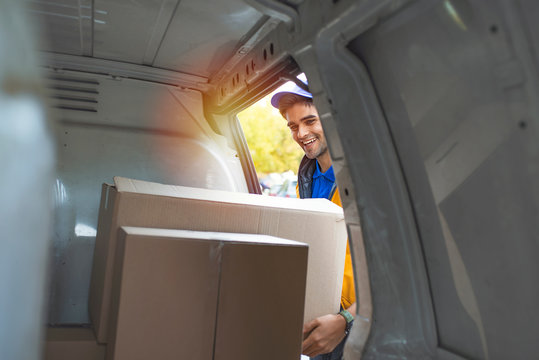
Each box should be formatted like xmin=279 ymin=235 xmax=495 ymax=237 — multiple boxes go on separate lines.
xmin=2 ymin=0 xmax=539 ymax=359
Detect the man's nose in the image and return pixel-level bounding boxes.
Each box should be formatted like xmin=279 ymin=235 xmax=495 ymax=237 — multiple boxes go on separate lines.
xmin=297 ymin=124 xmax=308 ymax=139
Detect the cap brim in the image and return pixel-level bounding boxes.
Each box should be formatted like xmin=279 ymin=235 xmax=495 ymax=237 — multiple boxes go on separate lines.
xmin=270 ymin=92 xmax=287 ymax=108
xmin=270 ymin=82 xmax=312 ymax=109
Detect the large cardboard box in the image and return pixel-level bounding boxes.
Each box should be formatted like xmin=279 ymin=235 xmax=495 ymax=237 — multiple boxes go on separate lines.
xmin=107 ymin=227 xmax=308 ymax=360
xmin=90 ymin=176 xmax=347 ymax=343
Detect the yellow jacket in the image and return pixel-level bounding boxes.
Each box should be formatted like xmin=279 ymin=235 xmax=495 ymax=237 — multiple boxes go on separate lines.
xmin=330 ymin=189 xmax=356 ymax=310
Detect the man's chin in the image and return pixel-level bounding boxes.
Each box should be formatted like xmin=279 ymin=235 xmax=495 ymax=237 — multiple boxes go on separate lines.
xmin=304 ymin=148 xmax=328 ymax=161
xmin=304 ymin=148 xmax=323 ymax=159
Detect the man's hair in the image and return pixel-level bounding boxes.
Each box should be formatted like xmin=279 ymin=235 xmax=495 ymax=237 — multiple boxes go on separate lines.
xmin=278 ymin=93 xmax=313 ymax=118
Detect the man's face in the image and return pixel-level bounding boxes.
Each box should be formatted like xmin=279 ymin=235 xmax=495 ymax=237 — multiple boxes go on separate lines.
xmin=285 ymin=102 xmax=328 ymax=160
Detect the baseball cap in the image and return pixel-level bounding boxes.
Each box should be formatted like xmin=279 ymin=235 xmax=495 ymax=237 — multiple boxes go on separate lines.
xmin=270 ymin=79 xmax=312 ymax=109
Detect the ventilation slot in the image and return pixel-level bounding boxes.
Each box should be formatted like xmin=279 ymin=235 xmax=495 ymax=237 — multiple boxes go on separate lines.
xmin=46 ymin=75 xmax=99 ymax=113
xmin=49 ymin=85 xmax=98 ymax=94
xmin=48 ymin=75 xmax=99 ymax=86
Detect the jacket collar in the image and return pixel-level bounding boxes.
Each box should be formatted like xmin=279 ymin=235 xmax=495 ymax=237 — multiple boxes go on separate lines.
xmin=297 ymin=155 xmax=337 ymax=200
xmin=297 ymin=156 xmax=316 ymax=199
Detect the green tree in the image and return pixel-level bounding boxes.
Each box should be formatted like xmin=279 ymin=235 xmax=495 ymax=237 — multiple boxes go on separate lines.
xmin=238 ymin=96 xmax=304 ymax=176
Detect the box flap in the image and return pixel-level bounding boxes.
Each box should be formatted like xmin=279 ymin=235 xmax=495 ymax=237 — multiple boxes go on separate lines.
xmin=121 ymin=226 xmax=308 ymax=247
xmin=113 ymin=176 xmax=344 ymax=218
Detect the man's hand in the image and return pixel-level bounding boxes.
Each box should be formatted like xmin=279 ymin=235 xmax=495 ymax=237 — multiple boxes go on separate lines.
xmin=301 ymin=314 xmax=346 ymax=357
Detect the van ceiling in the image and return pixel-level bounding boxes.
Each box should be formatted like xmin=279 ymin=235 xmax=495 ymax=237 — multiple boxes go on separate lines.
xmin=28 ymin=0 xmax=266 ymax=81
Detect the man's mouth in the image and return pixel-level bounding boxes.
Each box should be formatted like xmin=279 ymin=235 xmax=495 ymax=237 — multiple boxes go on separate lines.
xmin=303 ymin=138 xmax=316 ymax=146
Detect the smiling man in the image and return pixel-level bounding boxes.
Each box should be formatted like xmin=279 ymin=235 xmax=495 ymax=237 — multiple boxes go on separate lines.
xmin=271 ymin=80 xmax=356 ymax=360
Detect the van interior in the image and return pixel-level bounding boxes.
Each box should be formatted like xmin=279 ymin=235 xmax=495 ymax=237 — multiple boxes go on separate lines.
xmin=2 ymin=0 xmax=539 ymax=359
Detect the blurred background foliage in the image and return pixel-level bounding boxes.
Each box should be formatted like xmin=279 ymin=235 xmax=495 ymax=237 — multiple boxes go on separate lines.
xmin=238 ymin=96 xmax=304 ymax=176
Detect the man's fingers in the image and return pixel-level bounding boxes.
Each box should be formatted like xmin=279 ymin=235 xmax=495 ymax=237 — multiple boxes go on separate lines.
xmin=301 ymin=314 xmax=347 ymax=357
xmin=302 ymin=337 xmax=313 ymax=356
xmin=302 ymin=333 xmax=319 ymax=357
xmin=302 ymin=337 xmax=326 ymax=357
xmin=302 ymin=327 xmax=327 ymax=357
xmin=301 ymin=334 xmax=315 ymax=355
xmin=302 ymin=319 xmax=318 ymax=336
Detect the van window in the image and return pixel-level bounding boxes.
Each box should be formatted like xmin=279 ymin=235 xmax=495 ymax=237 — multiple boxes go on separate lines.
xmin=237 ymin=93 xmax=303 ymax=197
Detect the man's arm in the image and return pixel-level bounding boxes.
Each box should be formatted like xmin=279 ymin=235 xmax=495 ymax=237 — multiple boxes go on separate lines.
xmin=301 ymin=303 xmax=357 ymax=357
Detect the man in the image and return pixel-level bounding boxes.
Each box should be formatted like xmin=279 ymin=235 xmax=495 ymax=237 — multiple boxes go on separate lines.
xmin=271 ymin=81 xmax=356 ymax=360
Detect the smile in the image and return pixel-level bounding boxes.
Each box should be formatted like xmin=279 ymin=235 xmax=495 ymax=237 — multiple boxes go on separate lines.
xmin=303 ymin=138 xmax=316 ymax=145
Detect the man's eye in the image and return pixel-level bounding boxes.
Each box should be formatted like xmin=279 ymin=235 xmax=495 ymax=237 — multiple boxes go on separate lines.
xmin=306 ymin=119 xmax=316 ymax=125
xmin=290 ymin=126 xmax=298 ymax=132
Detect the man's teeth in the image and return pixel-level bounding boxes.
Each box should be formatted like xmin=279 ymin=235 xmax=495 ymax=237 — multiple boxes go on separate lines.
xmin=303 ymin=138 xmax=316 ymax=145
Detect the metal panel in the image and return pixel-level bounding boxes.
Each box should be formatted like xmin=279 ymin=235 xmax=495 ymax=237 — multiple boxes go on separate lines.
xmin=349 ymin=0 xmax=539 ymax=358
xmin=27 ymin=0 xmax=93 ymax=55
xmin=31 ymin=0 xmax=265 ymax=80
xmin=153 ymin=0 xmax=264 ymax=77
xmin=47 ymin=70 xmax=247 ymax=324
xmin=93 ymin=0 xmax=179 ymax=64
xmin=42 ymin=53 xmax=209 ymax=90
xmin=439 ymin=133 xmax=539 ymax=359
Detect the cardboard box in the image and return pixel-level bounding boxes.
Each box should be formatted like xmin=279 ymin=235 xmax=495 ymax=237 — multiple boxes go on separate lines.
xmin=108 ymin=227 xmax=308 ymax=360
xmin=44 ymin=327 xmax=105 ymax=360
xmin=90 ymin=177 xmax=347 ymax=343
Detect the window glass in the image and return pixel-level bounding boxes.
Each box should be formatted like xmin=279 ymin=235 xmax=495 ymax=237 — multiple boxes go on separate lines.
xmin=238 ymin=93 xmax=303 ymax=197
